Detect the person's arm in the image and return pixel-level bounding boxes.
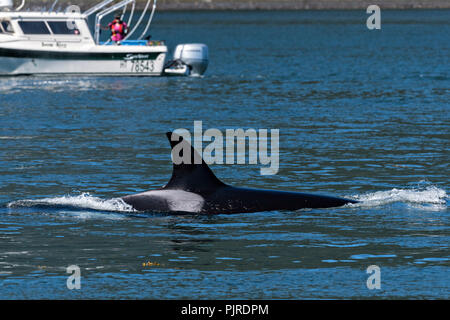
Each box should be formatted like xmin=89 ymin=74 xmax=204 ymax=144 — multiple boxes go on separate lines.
xmin=96 ymin=23 xmax=110 ymax=30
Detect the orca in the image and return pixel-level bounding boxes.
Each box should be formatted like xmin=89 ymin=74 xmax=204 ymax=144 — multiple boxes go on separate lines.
xmin=121 ymin=132 xmax=357 ymax=214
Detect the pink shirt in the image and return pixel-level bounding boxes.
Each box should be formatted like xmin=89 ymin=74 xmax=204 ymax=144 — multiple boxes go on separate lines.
xmin=108 ymin=20 xmax=127 ymax=42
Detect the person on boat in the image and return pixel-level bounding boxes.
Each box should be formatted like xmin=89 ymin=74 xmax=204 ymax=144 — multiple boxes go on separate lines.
xmin=99 ymin=14 xmax=128 ymax=45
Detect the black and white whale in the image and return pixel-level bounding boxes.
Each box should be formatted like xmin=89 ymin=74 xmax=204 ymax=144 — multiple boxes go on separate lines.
xmin=121 ymin=132 xmax=357 ymax=214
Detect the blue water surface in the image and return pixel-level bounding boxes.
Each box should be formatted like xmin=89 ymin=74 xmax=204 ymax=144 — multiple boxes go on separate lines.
xmin=0 ymin=10 xmax=449 ymax=299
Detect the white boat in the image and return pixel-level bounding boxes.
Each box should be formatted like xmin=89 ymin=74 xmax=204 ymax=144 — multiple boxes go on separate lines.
xmin=0 ymin=0 xmax=208 ymax=76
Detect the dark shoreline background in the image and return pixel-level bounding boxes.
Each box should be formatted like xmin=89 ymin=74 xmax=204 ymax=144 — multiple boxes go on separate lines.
xmin=27 ymin=0 xmax=450 ymax=11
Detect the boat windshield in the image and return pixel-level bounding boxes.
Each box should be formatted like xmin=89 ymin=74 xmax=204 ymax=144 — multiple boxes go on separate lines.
xmin=47 ymin=21 xmax=80 ymax=35
xmin=17 ymin=20 xmax=80 ymax=36
xmin=19 ymin=21 xmax=51 ymax=35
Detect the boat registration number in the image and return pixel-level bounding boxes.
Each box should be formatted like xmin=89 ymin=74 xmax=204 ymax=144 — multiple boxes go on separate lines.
xmin=129 ymin=60 xmax=154 ymax=73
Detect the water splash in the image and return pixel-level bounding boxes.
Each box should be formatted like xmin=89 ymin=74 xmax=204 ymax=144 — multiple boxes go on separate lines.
xmin=7 ymin=193 xmax=136 ymax=213
xmin=5 ymin=185 xmax=448 ymax=215
xmin=349 ymin=185 xmax=448 ymax=209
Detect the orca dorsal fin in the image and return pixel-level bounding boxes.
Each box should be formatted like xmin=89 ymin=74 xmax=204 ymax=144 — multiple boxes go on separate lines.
xmin=164 ymin=132 xmax=226 ymax=193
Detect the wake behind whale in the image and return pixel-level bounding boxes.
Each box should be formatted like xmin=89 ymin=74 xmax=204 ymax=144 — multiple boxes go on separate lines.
xmin=7 ymin=193 xmax=135 ymax=213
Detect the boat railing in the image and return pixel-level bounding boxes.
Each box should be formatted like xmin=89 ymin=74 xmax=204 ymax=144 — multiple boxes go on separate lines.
xmin=102 ymin=0 xmax=135 ymax=45
xmin=94 ymin=0 xmax=135 ymax=44
xmin=124 ymin=0 xmax=135 ymax=33
xmin=123 ymin=0 xmax=155 ymax=41
xmin=88 ymin=0 xmax=157 ymax=45
xmin=15 ymin=0 xmax=25 ymax=11
xmin=84 ymin=0 xmax=115 ymax=17
xmin=137 ymin=0 xmax=156 ymax=40
xmin=48 ymin=0 xmax=58 ymax=12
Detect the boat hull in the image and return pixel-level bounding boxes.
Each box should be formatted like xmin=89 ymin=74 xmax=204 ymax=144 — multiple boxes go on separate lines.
xmin=0 ymin=48 xmax=167 ymax=76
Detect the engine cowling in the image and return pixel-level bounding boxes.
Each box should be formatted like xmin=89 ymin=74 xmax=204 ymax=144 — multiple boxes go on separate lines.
xmin=173 ymin=43 xmax=209 ymax=76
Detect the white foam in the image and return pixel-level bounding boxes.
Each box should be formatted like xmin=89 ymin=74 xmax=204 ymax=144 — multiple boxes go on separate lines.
xmin=7 ymin=193 xmax=136 ymax=212
xmin=0 ymin=136 xmax=34 ymax=140
xmin=348 ymin=185 xmax=448 ymax=208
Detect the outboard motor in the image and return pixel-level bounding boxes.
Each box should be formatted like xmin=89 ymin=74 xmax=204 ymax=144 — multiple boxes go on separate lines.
xmin=172 ymin=43 xmax=209 ymax=76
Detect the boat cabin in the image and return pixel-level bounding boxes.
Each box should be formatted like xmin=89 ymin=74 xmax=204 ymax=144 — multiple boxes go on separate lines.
xmin=0 ymin=12 xmax=93 ymax=44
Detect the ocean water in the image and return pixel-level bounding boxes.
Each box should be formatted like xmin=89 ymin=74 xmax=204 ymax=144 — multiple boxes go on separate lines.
xmin=0 ymin=10 xmax=449 ymax=299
